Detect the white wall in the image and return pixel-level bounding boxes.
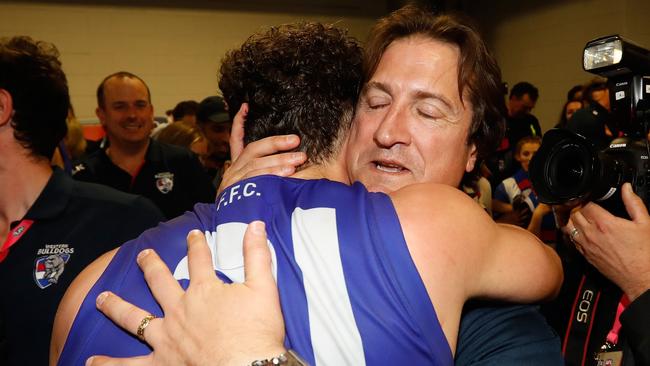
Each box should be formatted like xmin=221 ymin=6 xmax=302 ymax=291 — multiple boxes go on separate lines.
xmin=0 ymin=2 xmax=378 ymax=120
xmin=469 ymin=0 xmax=650 ymax=131
xmin=9 ymin=1 xmax=650 ymax=132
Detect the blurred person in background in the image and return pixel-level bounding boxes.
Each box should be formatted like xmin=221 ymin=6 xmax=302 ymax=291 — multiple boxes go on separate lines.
xmin=156 ymin=121 xmax=209 ymax=167
xmin=196 ymin=96 xmax=232 ymax=187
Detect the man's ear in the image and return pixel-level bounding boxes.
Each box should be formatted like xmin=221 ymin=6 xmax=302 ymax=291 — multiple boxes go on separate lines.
xmin=465 ymin=143 xmax=478 ymax=173
xmin=96 ymin=106 xmax=106 ymax=127
xmin=0 ymin=89 xmax=14 ymax=127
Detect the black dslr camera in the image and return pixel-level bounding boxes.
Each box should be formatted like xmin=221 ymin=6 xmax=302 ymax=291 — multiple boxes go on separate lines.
xmin=530 ymin=35 xmax=650 ymax=217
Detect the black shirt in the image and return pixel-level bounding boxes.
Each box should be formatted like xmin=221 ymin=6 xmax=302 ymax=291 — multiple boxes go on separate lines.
xmin=73 ymin=139 xmax=216 ymax=219
xmin=507 ymin=113 xmax=542 ymax=151
xmin=620 ymin=289 xmax=650 ymax=365
xmin=456 ymin=303 xmax=563 ymax=365
xmin=0 ymin=168 xmax=164 ymax=366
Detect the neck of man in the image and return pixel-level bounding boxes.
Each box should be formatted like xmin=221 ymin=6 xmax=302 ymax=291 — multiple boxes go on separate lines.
xmin=0 ymin=141 xmax=53 ymax=240
xmin=106 ymin=137 xmax=150 ymax=177
xmin=290 ymin=140 xmax=350 ymax=185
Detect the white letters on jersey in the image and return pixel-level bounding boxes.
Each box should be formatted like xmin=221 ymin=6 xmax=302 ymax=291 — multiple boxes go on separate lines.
xmin=172 ymin=223 xmax=277 ymax=282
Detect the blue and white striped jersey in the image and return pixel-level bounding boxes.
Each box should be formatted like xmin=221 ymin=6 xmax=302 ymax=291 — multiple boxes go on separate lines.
xmin=60 ymin=175 xmax=452 ymax=365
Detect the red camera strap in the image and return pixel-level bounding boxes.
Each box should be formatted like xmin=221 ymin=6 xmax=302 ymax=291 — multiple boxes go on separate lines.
xmin=562 ymin=274 xmax=602 ymax=366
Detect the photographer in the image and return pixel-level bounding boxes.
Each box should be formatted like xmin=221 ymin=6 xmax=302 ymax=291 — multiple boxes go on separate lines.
xmin=564 ymin=183 xmax=650 ymax=365
xmin=566 ymin=79 xmax=615 ymax=150
xmin=533 ymin=35 xmax=650 ymax=365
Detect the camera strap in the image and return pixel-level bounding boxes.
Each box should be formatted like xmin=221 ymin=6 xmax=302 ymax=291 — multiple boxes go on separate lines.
xmin=562 ymin=274 xmax=602 ymax=366
xmin=605 ymin=294 xmax=630 ymax=345
xmin=591 ymin=295 xmax=630 ymax=366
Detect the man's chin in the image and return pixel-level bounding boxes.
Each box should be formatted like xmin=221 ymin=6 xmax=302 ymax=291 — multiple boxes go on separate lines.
xmin=359 ymin=176 xmax=412 ymax=194
xmin=364 ymin=184 xmax=391 ymax=194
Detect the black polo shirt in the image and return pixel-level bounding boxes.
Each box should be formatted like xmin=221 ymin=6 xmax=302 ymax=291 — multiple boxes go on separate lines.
xmin=506 ymin=113 xmax=542 ymax=150
xmin=0 ymin=168 xmax=164 ymax=366
xmin=72 ymin=139 xmax=216 ymax=219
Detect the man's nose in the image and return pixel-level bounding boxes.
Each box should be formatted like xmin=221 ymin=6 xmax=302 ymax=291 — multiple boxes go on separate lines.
xmin=126 ymin=105 xmax=138 ymax=118
xmin=373 ymin=105 xmax=411 ymax=148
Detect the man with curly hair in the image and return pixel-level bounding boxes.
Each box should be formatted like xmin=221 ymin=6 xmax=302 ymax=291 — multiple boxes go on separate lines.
xmin=0 ymin=36 xmax=164 ymax=366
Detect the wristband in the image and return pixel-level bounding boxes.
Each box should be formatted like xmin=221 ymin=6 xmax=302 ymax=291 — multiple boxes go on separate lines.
xmin=251 ymin=350 xmax=309 ymax=366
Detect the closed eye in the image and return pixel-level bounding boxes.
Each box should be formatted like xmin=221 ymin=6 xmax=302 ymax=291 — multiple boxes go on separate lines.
xmin=369 ymin=103 xmax=388 ymax=110
xmin=366 ymin=96 xmax=390 ymax=110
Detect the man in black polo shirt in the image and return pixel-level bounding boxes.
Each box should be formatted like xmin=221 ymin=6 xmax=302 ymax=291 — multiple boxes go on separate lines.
xmin=0 ymin=36 xmax=165 ymax=366
xmin=506 ymin=82 xmax=542 ymax=148
xmin=486 ymin=81 xmax=543 ymax=188
xmin=72 ymin=72 xmax=216 ymax=219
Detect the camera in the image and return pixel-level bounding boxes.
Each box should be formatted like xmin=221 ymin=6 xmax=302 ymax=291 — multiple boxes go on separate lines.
xmin=530 ymin=35 xmax=650 ymax=216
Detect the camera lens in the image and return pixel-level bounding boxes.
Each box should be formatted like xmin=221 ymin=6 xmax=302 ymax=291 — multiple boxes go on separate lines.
xmin=530 ymin=129 xmax=598 ymax=204
xmin=545 ymin=142 xmax=593 ymax=200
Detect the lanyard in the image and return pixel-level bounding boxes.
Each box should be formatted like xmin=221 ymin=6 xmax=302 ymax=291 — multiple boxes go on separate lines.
xmin=605 ymin=294 xmax=630 ymax=346
xmin=0 ymin=219 xmax=34 ymax=263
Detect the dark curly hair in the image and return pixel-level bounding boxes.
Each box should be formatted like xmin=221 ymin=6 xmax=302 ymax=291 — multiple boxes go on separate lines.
xmin=364 ymin=5 xmax=506 ymax=163
xmin=219 ymin=22 xmax=363 ymax=165
xmin=0 ymin=36 xmax=69 ymax=159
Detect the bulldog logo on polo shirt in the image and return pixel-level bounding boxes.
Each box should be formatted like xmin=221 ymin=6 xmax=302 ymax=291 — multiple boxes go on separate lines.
xmin=34 ymin=244 xmax=74 ymax=289
xmin=155 ymin=172 xmax=174 ymax=194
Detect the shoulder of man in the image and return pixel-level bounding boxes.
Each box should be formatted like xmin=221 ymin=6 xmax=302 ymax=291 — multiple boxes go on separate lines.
xmin=149 ymin=140 xmax=209 ymax=175
xmin=151 ymin=139 xmax=197 ymax=162
xmin=68 ymin=178 xmax=165 ymax=226
xmin=70 ymin=148 xmax=106 ymax=178
xmin=390 ymin=182 xmax=493 ymax=236
xmin=152 ymin=140 xmax=217 ymax=198
xmin=388 ymin=182 xmax=496 ymax=276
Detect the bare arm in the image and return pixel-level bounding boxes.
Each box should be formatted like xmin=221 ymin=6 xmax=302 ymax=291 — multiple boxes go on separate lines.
xmin=477 ymin=222 xmax=562 ymax=302
xmin=391 ymin=183 xmax=561 ymax=353
xmin=526 ymin=203 xmax=552 ymax=239
xmin=50 ymin=248 xmax=118 ymax=365
xmin=492 ymin=199 xmax=513 ymax=214
xmin=393 ymin=183 xmax=562 ymax=305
